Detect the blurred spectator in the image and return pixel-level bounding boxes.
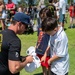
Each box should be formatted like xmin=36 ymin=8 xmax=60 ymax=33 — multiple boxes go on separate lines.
xmin=68 ymin=3 xmax=75 ymax=28
xmin=17 ymin=6 xmax=23 ymax=13
xmin=28 ymin=5 xmax=33 ymax=19
xmin=28 ymin=5 xmax=34 ymax=24
xmin=0 ymin=0 xmax=7 ymax=30
xmin=59 ymin=0 xmax=67 ymax=28
xmin=6 ymin=0 xmax=16 ymax=20
xmin=48 ymin=0 xmax=56 ymax=18
xmin=33 ymin=6 xmax=38 ymax=19
xmin=53 ymin=0 xmax=59 ymax=20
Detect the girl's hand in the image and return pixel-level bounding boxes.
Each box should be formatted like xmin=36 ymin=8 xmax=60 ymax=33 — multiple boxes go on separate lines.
xmin=41 ymin=55 xmax=46 ymax=63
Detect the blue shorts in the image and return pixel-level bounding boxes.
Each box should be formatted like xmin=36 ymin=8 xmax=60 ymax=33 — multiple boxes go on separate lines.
xmin=59 ymin=10 xmax=65 ymax=23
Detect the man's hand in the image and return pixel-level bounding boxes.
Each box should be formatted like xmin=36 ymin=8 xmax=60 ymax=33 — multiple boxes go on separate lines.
xmin=26 ymin=55 xmax=33 ymax=63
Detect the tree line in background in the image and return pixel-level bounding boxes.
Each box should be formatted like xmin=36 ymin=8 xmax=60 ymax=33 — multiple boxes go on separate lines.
xmin=17 ymin=0 xmax=75 ymax=8
xmin=17 ymin=0 xmax=54 ymax=8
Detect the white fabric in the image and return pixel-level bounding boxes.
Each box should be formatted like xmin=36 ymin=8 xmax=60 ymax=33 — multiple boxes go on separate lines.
xmin=25 ymin=46 xmax=41 ymax=72
xmin=49 ymin=26 xmax=69 ymax=75
xmin=59 ymin=0 xmax=66 ymax=14
xmin=25 ymin=62 xmax=36 ymax=72
xmin=2 ymin=10 xmax=7 ymax=19
xmin=53 ymin=2 xmax=59 ymax=16
xmin=40 ymin=4 xmax=45 ymax=9
xmin=24 ymin=56 xmax=40 ymax=72
xmin=26 ymin=46 xmax=36 ymax=56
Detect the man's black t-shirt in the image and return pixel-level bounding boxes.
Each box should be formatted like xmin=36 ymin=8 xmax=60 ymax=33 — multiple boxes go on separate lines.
xmin=0 ymin=29 xmax=21 ymax=75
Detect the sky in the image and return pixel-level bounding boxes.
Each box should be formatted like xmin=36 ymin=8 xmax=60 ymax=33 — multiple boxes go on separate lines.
xmin=4 ymin=0 xmax=20 ymax=4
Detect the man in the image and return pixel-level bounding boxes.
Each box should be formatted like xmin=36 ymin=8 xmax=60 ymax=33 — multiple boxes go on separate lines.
xmin=0 ymin=12 xmax=33 ymax=75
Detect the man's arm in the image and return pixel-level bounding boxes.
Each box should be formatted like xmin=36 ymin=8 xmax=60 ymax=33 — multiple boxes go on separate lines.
xmin=8 ymin=55 xmax=33 ymax=74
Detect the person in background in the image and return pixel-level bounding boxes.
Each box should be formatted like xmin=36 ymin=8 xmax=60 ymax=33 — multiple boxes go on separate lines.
xmin=59 ymin=0 xmax=67 ymax=28
xmin=41 ymin=17 xmax=69 ymax=75
xmin=53 ymin=0 xmax=59 ymax=20
xmin=28 ymin=5 xmax=33 ymax=19
xmin=0 ymin=0 xmax=6 ymax=30
xmin=0 ymin=12 xmax=33 ymax=75
xmin=48 ymin=0 xmax=56 ymax=18
xmin=68 ymin=3 xmax=75 ymax=28
xmin=6 ymin=0 xmax=16 ymax=20
xmin=17 ymin=6 xmax=23 ymax=13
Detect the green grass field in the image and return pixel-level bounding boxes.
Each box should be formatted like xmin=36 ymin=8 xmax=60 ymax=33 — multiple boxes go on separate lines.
xmin=17 ymin=14 xmax=75 ymax=75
